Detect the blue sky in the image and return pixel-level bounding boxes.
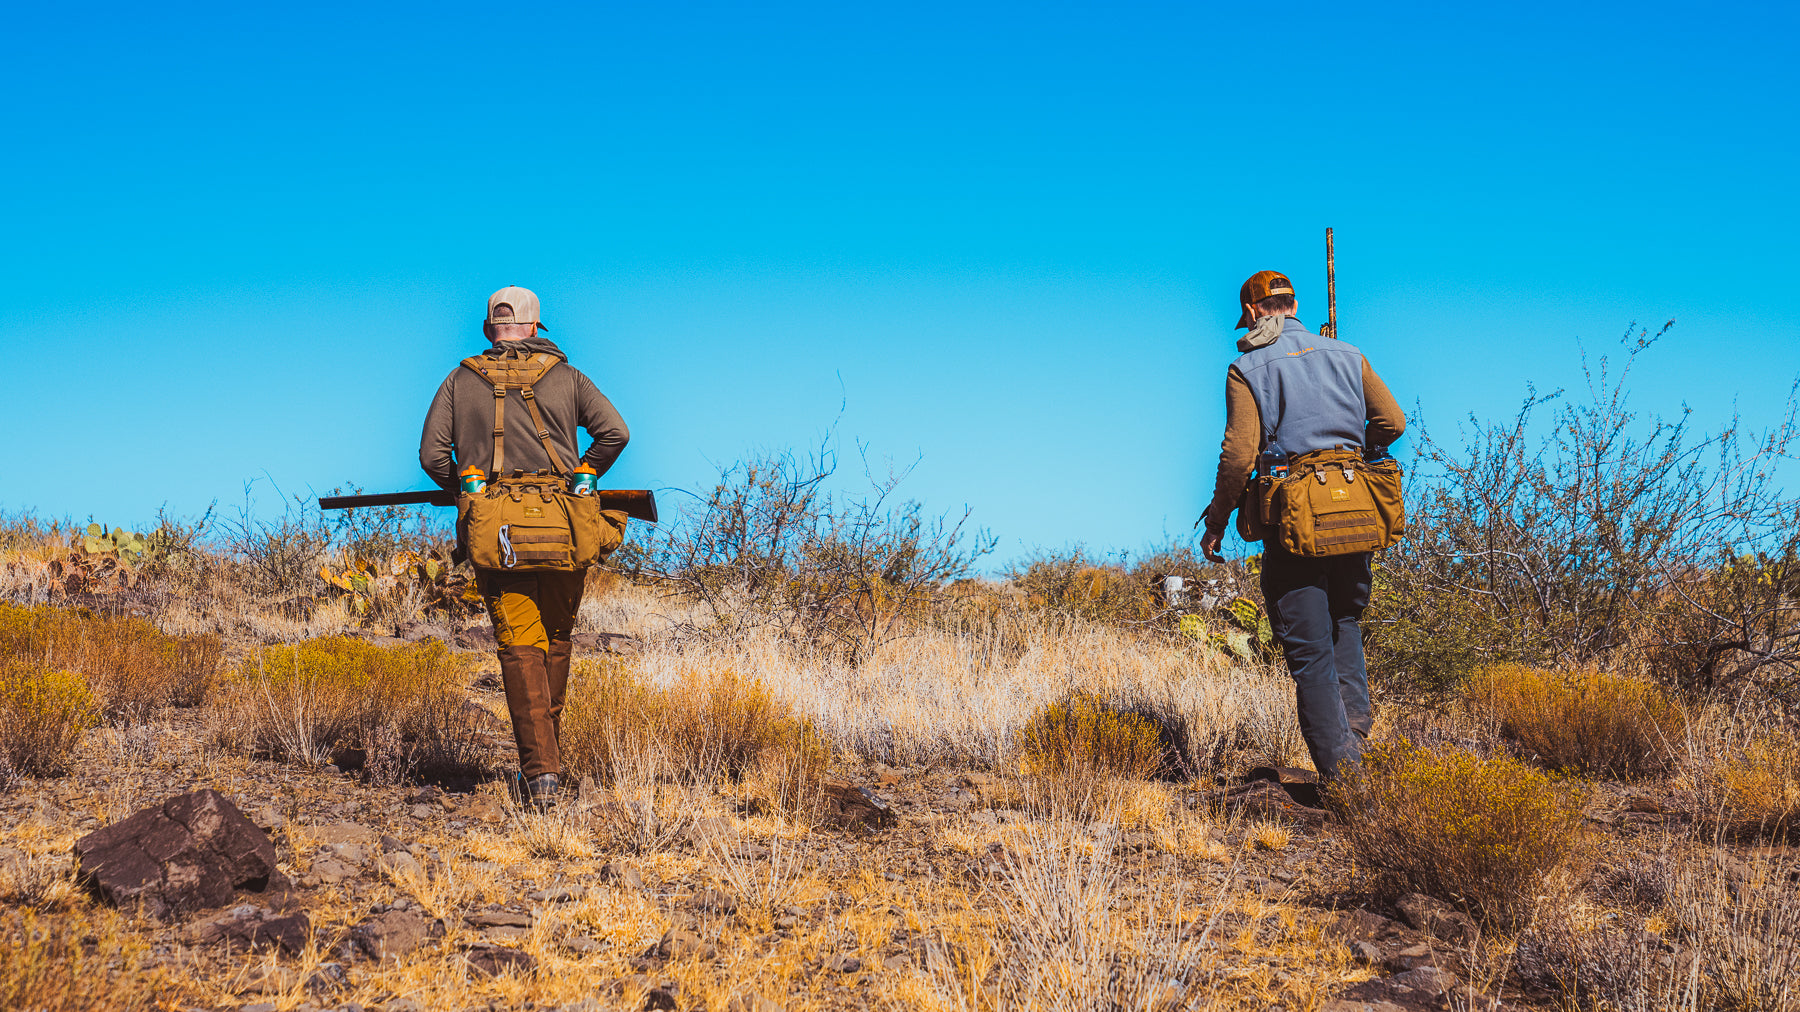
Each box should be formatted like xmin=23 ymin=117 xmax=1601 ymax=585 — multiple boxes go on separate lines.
xmin=4 ymin=1 xmax=1797 ymax=561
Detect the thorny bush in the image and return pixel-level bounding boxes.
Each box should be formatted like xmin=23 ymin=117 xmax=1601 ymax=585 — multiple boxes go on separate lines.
xmin=1368 ymin=323 xmax=1800 ymax=703
xmin=619 ymin=444 xmax=995 ymax=662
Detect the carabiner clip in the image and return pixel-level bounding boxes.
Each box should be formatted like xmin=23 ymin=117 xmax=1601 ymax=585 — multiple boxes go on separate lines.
xmin=499 ymin=524 xmax=517 ymax=568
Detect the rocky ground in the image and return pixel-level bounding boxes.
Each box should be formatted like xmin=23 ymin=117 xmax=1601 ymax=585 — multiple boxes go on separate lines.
xmin=2 ymin=609 xmax=1782 ymax=1012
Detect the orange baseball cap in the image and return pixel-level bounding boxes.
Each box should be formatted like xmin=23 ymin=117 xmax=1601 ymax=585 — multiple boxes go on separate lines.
xmin=487 ymin=285 xmax=548 ymax=331
xmin=1236 ymin=270 xmax=1295 ymax=329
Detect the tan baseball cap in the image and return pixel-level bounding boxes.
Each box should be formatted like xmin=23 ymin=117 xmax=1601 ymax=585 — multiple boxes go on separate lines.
xmin=486 ymin=286 xmax=548 ymax=331
xmin=1236 ymin=270 xmax=1295 ymax=329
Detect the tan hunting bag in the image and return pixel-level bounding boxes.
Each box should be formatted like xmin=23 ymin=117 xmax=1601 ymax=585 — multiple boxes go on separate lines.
xmin=455 ymin=351 xmax=627 ymax=571
xmin=1270 ymin=448 xmax=1405 ymax=557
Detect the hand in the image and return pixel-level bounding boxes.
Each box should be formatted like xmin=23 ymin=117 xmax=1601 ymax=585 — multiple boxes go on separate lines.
xmin=1200 ymin=528 xmax=1225 ymax=564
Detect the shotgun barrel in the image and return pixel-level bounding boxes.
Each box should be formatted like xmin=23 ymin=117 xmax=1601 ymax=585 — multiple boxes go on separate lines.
xmin=1324 ymin=227 xmax=1337 ymax=340
xmin=318 ymin=488 xmax=659 ymax=523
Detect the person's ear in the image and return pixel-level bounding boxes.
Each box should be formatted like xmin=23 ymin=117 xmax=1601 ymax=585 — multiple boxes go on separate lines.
xmin=1243 ymin=302 xmax=1255 ymax=320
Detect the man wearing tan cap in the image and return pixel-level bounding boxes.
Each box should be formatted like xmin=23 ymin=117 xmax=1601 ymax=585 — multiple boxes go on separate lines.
xmin=1198 ymin=270 xmax=1406 ymax=784
xmin=419 ymin=286 xmax=630 ymax=808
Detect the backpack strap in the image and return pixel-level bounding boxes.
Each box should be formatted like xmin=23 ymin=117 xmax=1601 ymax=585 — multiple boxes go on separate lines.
xmin=460 ymin=351 xmax=569 ymax=475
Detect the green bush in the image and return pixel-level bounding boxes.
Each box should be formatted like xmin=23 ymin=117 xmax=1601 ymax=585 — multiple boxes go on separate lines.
xmin=1333 ymin=741 xmax=1588 ymax=930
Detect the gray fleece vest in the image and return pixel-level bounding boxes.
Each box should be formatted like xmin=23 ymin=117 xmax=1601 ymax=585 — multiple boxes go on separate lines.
xmin=1233 ymin=317 xmax=1366 ymax=456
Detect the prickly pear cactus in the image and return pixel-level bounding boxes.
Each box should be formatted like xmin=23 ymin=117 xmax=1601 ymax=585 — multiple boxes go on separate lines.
xmin=1210 ymin=595 xmax=1277 ymax=662
xmin=77 ymin=523 xmax=160 ymax=567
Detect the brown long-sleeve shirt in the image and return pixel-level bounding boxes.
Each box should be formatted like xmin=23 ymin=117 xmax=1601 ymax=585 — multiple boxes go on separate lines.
xmin=419 ymin=336 xmax=629 ymax=491
xmin=1204 ymin=358 xmax=1405 ymax=533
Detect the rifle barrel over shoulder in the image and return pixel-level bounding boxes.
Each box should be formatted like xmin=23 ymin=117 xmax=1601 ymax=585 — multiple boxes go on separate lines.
xmin=318 ymin=488 xmax=658 ymax=523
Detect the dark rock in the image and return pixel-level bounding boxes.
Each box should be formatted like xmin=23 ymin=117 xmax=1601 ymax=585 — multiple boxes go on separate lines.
xmin=562 ymin=934 xmax=603 ymax=954
xmin=306 ymin=962 xmax=347 ymax=995
xmin=823 ymin=778 xmax=896 ymax=829
xmin=1326 ymin=908 xmax=1404 ymax=942
xmin=825 ymin=953 xmax=863 ymax=973
xmin=1395 ymin=893 xmax=1479 ymax=945
xmin=75 ymin=791 xmax=287 ymax=921
xmin=1347 ymin=940 xmax=1382 ymax=965
xmin=465 ymin=945 xmax=536 ymax=977
xmin=192 ymin=904 xmax=312 ymax=953
xmin=642 ymin=987 xmax=679 ymax=1010
xmin=350 ymin=909 xmax=434 ymax=962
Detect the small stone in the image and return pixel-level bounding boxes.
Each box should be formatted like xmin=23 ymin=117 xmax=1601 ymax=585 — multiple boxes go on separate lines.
xmin=825 ymin=953 xmax=863 ymax=973
xmin=240 ymin=1004 xmax=279 ymax=1012
xmin=350 ymin=909 xmax=434 ymax=962
xmin=883 ymin=954 xmax=911 ymax=971
xmin=409 ymin=806 xmax=434 ymax=820
xmin=876 ymin=769 xmax=903 ymax=786
xmin=1394 ymin=893 xmax=1480 ymax=945
xmin=643 ymin=987 xmax=678 ymax=1010
xmin=465 ymin=909 xmax=533 ymax=929
xmin=562 ymin=934 xmax=603 ymax=954
xmin=382 ymin=1000 xmax=425 ymax=1012
xmin=527 ymin=885 xmax=586 ymax=903
xmin=656 ymin=927 xmax=717 ymax=960
xmin=308 ymin=857 xmax=358 ymax=884
xmin=727 ymin=994 xmax=783 ymax=1012
xmin=598 ymin=862 xmax=644 ymax=888
xmin=690 ymin=887 xmax=738 ymax=914
xmin=1386 ymin=966 xmax=1458 ymax=995
xmin=376 ymin=850 xmax=424 ymax=879
xmin=1347 ymin=940 xmax=1382 ymax=965
xmin=306 ymin=962 xmax=347 ymax=995
xmin=465 ymin=945 xmax=536 ymax=977
xmin=314 ymin=822 xmax=378 ymax=847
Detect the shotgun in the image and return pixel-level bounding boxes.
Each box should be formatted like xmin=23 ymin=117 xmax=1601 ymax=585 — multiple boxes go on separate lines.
xmin=1323 ymin=226 xmax=1337 ymax=341
xmin=319 ymin=488 xmax=659 ymax=523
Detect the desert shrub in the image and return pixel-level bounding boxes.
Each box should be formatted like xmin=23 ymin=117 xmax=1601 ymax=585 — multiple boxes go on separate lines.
xmin=1016 ymin=691 xmax=1166 ymax=819
xmin=212 ymin=637 xmax=481 ymax=775
xmin=560 ymin=657 xmax=829 ymax=816
xmin=1332 ymin=741 xmax=1588 ymax=930
xmin=621 ymin=445 xmax=994 ymax=660
xmin=0 ymin=603 xmax=222 ymax=719
xmin=1010 ymin=550 xmax=1158 ymax=625
xmin=1020 ymin=691 xmax=1164 ymax=780
xmin=1465 ymin=664 xmax=1685 ymax=778
xmin=0 ymin=909 xmax=153 ymax=1011
xmin=1699 ymin=731 xmax=1800 ymax=842
xmin=0 ymin=661 xmax=98 ymax=777
xmin=1374 ymin=324 xmax=1800 ymax=700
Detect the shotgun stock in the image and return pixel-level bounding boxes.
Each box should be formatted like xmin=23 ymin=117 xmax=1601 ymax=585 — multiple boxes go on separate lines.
xmin=318 ymin=488 xmax=659 ymax=523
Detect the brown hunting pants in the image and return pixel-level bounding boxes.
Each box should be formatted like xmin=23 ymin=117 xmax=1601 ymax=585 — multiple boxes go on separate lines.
xmin=476 ymin=568 xmax=586 ymax=778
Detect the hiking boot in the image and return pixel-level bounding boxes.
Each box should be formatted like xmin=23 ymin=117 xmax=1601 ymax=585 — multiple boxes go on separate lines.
xmin=526 ymin=772 xmax=561 ymax=811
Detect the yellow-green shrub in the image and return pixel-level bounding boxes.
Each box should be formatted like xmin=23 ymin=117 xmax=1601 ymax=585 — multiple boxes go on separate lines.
xmin=0 ymin=603 xmax=221 ymax=719
xmin=560 ymin=658 xmax=829 ymax=815
xmin=1333 ymin=741 xmax=1588 ymax=930
xmin=0 ymin=661 xmax=98 ymax=777
xmin=1465 ymin=664 xmax=1684 ymax=778
xmin=1019 ymin=691 xmax=1163 ymax=780
xmin=212 ymin=637 xmax=479 ymax=773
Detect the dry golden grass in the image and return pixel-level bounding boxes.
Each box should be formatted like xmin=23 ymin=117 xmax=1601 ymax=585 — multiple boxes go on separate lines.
xmin=1700 ymin=729 xmax=1800 ymax=842
xmin=1332 ymin=740 xmax=1589 ymax=930
xmin=0 ymin=908 xmax=155 ymax=1011
xmin=0 ymin=602 xmax=221 ymax=720
xmin=561 ymin=656 xmax=829 ymax=817
xmin=1465 ymin=663 xmax=1685 ymax=778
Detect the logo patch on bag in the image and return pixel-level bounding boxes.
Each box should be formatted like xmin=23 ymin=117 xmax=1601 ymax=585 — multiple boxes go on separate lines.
xmin=524 ymin=505 xmax=544 ymax=518
xmin=1331 ymin=489 xmax=1350 ymax=501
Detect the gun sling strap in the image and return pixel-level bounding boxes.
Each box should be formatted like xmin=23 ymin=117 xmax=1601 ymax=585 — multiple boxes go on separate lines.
xmin=460 ymin=351 xmax=569 ymax=476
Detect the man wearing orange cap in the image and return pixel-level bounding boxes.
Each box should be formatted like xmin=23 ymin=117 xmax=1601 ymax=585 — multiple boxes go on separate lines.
xmin=419 ymin=286 xmax=630 ymax=808
xmin=1198 ymin=271 xmax=1407 ymax=783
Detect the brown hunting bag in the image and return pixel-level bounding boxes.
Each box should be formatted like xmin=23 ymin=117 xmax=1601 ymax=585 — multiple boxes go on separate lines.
xmin=455 ymin=351 xmax=626 ymax=571
xmin=1237 ymin=447 xmax=1405 ymax=557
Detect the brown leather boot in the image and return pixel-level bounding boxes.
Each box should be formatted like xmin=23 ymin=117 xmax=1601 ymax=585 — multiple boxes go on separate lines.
xmin=497 ymin=645 xmax=560 ymax=779
xmin=546 ymin=639 xmax=573 ymax=754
